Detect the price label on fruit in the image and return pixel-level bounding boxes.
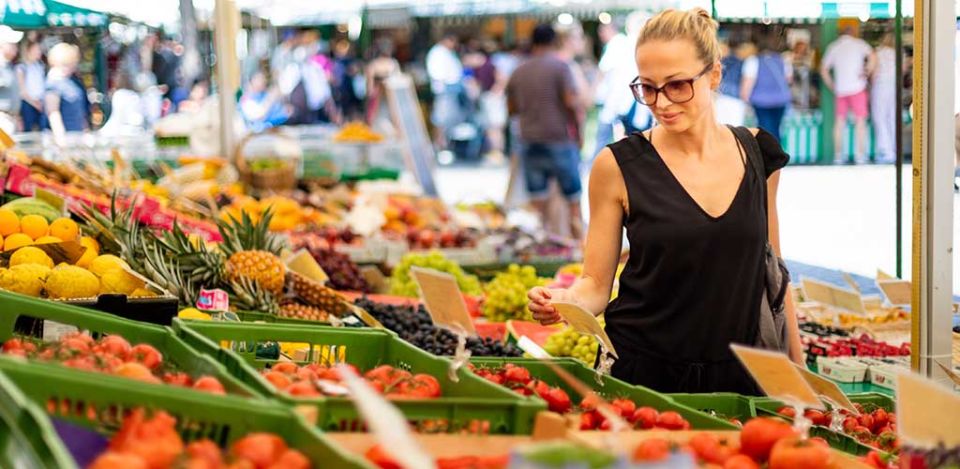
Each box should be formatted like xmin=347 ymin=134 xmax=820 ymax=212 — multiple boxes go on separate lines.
xmin=801 ymin=278 xmax=866 ymax=314
xmin=794 ymin=364 xmax=858 ymax=414
xmin=410 ymin=266 xmax=476 ymax=336
xmin=553 ymin=302 xmax=617 ymax=359
xmin=896 ymin=371 xmax=960 ymax=448
xmin=730 ymin=344 xmax=824 ymax=410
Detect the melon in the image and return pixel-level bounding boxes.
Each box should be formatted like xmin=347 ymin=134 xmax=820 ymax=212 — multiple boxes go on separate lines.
xmin=506 ymin=320 xmax=562 ymax=347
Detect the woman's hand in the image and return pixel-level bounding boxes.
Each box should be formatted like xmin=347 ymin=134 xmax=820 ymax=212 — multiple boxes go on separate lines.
xmin=527 ymin=286 xmax=567 ymax=325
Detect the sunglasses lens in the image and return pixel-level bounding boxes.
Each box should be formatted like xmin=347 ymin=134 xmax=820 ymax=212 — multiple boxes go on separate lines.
xmin=664 ymin=81 xmax=694 ymax=103
xmin=639 ymin=84 xmax=658 ymax=104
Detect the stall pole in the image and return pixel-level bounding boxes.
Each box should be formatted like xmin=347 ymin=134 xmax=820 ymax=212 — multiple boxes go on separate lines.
xmin=214 ymin=0 xmax=240 ymax=158
xmin=910 ymin=0 xmax=955 ymax=383
xmin=895 ymin=0 xmax=903 ymax=278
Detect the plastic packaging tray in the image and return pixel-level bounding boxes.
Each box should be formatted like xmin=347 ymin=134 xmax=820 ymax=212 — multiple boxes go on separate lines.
xmin=0 ymin=290 xmax=260 ymax=397
xmin=173 ymin=319 xmax=544 ymax=434
xmin=0 ymin=357 xmax=371 ymax=469
xmin=469 ymin=357 xmax=737 ymax=431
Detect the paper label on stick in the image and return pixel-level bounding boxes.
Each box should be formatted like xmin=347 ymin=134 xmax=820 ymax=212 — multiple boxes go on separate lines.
xmin=795 ymin=364 xmax=858 ymax=414
xmin=0 ymin=128 xmax=14 ymax=149
xmin=517 ymin=336 xmax=551 ymax=359
xmin=876 ymin=279 xmax=911 ymax=306
xmin=730 ymin=344 xmax=823 ymax=409
xmin=553 ymin=302 xmax=617 ymax=358
xmin=896 ymin=371 xmax=960 ymax=448
xmin=410 ymin=266 xmax=475 ymax=336
xmin=876 ymin=269 xmax=895 ymax=281
xmin=801 ymin=278 xmax=866 ymax=314
xmin=34 ymin=188 xmax=67 ymax=214
xmin=285 ymin=249 xmax=328 ymax=284
xmin=24 ymin=241 xmax=85 ymax=265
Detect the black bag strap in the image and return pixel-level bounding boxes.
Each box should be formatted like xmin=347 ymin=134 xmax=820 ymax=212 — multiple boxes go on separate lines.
xmin=728 ymin=125 xmax=769 ymax=241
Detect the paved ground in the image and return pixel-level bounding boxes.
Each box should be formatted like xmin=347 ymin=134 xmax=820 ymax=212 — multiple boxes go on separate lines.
xmin=435 ymin=162 xmax=960 ymax=295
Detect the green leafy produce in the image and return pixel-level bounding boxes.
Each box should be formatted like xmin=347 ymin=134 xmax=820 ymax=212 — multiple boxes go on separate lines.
xmin=543 ymin=325 xmax=600 ymax=365
xmin=389 ymin=251 xmax=482 ymax=297
xmin=517 ymin=443 xmax=618 ymax=468
xmin=482 ymin=264 xmax=549 ymax=322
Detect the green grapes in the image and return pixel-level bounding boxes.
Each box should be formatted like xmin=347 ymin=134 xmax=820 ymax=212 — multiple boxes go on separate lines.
xmin=482 ymin=264 xmax=549 ymax=322
xmin=389 ymin=251 xmax=483 ymax=297
xmin=543 ymin=326 xmax=600 ymax=365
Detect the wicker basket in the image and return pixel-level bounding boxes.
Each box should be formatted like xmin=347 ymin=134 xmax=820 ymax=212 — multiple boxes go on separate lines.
xmin=234 ymin=128 xmax=300 ymax=192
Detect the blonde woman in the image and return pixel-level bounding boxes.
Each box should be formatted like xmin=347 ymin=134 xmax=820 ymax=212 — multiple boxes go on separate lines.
xmin=528 ymin=8 xmax=801 ymax=394
xmin=45 ymin=43 xmax=88 ymax=141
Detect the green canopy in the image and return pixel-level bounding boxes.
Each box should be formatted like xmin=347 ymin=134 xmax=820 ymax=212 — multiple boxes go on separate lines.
xmin=0 ymin=0 xmax=107 ymax=29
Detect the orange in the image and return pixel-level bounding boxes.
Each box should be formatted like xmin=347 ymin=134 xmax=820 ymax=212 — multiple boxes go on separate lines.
xmin=48 ymin=218 xmax=79 ymax=241
xmin=3 ymin=233 xmax=32 ymax=251
xmin=0 ymin=209 xmax=18 ymax=236
xmin=19 ymin=215 xmax=48 ymax=240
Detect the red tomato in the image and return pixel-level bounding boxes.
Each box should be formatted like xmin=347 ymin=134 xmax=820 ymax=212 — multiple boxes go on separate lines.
xmin=502 ymin=366 xmax=531 ymax=384
xmin=655 ymin=411 xmax=688 ymax=430
xmin=399 ymin=374 xmax=441 ymax=398
xmin=129 ymin=344 xmax=163 ymax=370
xmin=632 ymin=407 xmax=659 ymax=429
xmin=186 ymin=440 xmax=223 ymax=467
xmin=271 ymin=362 xmax=298 ymax=374
xmin=724 ymin=454 xmax=760 ymax=469
xmin=296 ymin=368 xmax=319 ymax=382
xmin=598 ymin=418 xmax=613 ymax=431
xmin=740 ymin=417 xmax=798 ymax=462
xmin=231 ymin=433 xmax=287 ymax=468
xmin=611 ymin=398 xmax=637 ymax=418
xmin=193 ymin=376 xmax=226 ymax=395
xmin=842 ymin=416 xmax=860 ymax=433
xmin=632 ymin=438 xmax=671 ymax=462
xmin=162 ymin=372 xmax=193 ymax=387
xmin=366 ymin=445 xmax=402 ymax=469
xmin=60 ymin=336 xmax=92 ymax=355
xmin=267 ymin=449 xmax=311 ymax=469
xmin=778 ymin=406 xmax=797 ymax=419
xmin=95 ymin=335 xmax=132 ymax=359
xmin=579 ymin=394 xmax=600 ymax=411
xmin=88 ymin=451 xmax=148 ymax=469
xmin=2 ymin=338 xmax=24 ymax=353
xmin=872 ymin=408 xmax=889 ymax=432
xmin=542 ymin=387 xmax=571 ymax=414
xmin=689 ymin=433 xmax=737 ymax=465
xmin=262 ymin=371 xmax=292 ymax=390
xmin=768 ymin=437 xmax=833 ymax=469
xmin=286 ymin=381 xmax=321 ymax=398
xmin=858 ymin=414 xmax=875 ymax=432
xmin=579 ymin=411 xmax=599 ymax=430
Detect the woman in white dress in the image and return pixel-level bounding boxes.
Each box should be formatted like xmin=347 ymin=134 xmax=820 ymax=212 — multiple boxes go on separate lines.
xmin=870 ymin=33 xmax=897 ymax=164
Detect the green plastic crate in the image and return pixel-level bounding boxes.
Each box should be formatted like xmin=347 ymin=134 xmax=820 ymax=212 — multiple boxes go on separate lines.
xmin=752 ymin=395 xmax=895 ymax=456
xmin=667 ymin=393 xmax=757 ymax=424
xmin=0 ymin=369 xmax=75 ymax=469
xmin=173 ymin=319 xmax=545 ymax=434
xmin=0 ymin=357 xmax=372 ymax=469
xmin=470 ymin=358 xmax=737 ymax=431
xmin=0 ymin=291 xmax=260 ymax=398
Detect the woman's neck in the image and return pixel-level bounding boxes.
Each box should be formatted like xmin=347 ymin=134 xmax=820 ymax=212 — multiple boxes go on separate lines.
xmin=657 ymin=113 xmax=723 ymax=158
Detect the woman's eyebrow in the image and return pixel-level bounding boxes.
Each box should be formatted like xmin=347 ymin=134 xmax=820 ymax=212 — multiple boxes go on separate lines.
xmin=639 ymin=71 xmax=684 ymax=84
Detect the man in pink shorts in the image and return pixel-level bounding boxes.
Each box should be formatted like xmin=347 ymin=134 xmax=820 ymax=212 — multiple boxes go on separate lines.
xmin=821 ymin=27 xmax=876 ymax=164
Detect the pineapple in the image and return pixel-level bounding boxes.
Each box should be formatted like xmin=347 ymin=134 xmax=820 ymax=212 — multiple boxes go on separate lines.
xmin=279 ymin=302 xmax=329 ymax=322
xmin=218 ymin=210 xmax=286 ymax=296
xmin=229 ymin=277 xmax=280 ymax=315
xmin=289 ymin=272 xmax=348 ymax=316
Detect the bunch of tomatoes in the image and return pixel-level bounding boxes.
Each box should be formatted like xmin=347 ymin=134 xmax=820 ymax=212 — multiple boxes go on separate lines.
xmin=88 ymin=409 xmax=312 ymax=469
xmin=260 ymin=362 xmax=442 ymax=399
xmin=469 ymin=363 xmax=691 ymax=432
xmin=1 ymin=333 xmax=226 ymax=394
xmin=365 ymin=444 xmax=509 ymax=469
xmin=633 ymin=417 xmax=832 ymax=469
xmin=777 ymin=403 xmax=899 ymax=452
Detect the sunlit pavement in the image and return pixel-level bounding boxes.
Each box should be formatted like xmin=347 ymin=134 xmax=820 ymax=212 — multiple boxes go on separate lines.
xmin=436 ymin=162 xmax=960 ymax=295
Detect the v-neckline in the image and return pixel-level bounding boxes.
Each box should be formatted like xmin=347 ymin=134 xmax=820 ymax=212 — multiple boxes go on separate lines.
xmin=643 ymin=128 xmax=748 ymax=221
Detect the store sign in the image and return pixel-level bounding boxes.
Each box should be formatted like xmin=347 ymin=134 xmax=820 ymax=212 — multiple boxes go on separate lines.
xmin=801 ymin=278 xmax=866 ymax=314
xmin=876 ymin=279 xmax=911 ymax=306
xmin=410 ymin=267 xmax=476 ymax=336
xmin=896 ymin=372 xmax=960 ymax=448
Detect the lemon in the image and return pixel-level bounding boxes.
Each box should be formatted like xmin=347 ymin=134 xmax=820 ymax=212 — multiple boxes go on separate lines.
xmin=178 ymin=308 xmax=212 ymax=320
xmin=88 ymin=255 xmax=129 ymax=278
xmin=130 ymin=288 xmax=154 ymax=298
xmin=0 ymin=264 xmax=50 ymax=297
xmin=33 ymin=236 xmax=63 ymax=245
xmin=45 ymin=265 xmax=100 ymax=299
xmin=3 ymin=233 xmax=32 ymax=251
xmin=99 ymin=268 xmax=145 ymax=295
xmin=9 ymin=246 xmax=54 ymax=269
xmin=76 ymin=237 xmax=100 ymax=268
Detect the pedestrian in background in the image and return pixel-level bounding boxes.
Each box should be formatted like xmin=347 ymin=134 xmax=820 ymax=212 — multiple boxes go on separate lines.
xmin=871 ymin=33 xmax=897 ymax=164
xmin=821 ymin=26 xmax=875 ymax=164
xmin=45 ymin=43 xmax=88 ymax=143
xmin=741 ymin=35 xmax=792 ymax=142
xmin=507 ymin=23 xmax=583 ymax=241
xmin=426 ymin=32 xmax=465 ymax=151
xmin=0 ymin=40 xmax=20 ymax=135
xmin=16 ymin=40 xmax=45 ymax=131
xmin=554 ymin=20 xmax=590 ymax=149
xmin=365 ymin=39 xmax=400 ymax=134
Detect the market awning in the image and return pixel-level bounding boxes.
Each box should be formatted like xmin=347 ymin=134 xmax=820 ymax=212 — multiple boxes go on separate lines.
xmin=0 ymin=0 xmax=108 ymax=29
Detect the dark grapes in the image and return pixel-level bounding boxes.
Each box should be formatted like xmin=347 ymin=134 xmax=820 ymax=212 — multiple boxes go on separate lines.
xmin=355 ymin=297 xmax=522 ymax=357
xmin=308 ymin=247 xmax=371 ymax=293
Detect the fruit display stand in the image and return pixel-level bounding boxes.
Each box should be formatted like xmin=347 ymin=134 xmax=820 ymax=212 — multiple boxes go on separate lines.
xmin=0 ymin=369 xmax=75 ymax=468
xmin=471 ymin=357 xmax=738 ymax=431
xmin=0 ymin=357 xmax=371 ymax=469
xmin=172 ymin=319 xmax=546 ymax=434
xmin=0 ymin=290 xmax=261 ymax=397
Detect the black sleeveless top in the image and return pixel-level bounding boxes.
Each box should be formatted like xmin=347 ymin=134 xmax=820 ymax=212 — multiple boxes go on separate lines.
xmin=604 ymin=128 xmax=789 ymax=394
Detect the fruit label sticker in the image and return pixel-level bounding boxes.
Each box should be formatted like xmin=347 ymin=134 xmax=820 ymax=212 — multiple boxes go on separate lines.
xmin=795 ymin=364 xmax=858 ymax=414
xmin=801 ymin=278 xmax=866 ymax=314
xmin=410 ymin=266 xmax=476 ymax=336
xmin=197 ymin=288 xmax=230 ymax=312
xmin=553 ymin=302 xmax=618 ymax=359
xmin=876 ymin=279 xmax=911 ymax=306
xmin=285 ymin=249 xmax=328 ymax=285
xmin=896 ymin=371 xmax=960 ymax=448
xmin=337 ymin=364 xmax=435 ymax=468
xmin=730 ymin=344 xmax=823 ymax=409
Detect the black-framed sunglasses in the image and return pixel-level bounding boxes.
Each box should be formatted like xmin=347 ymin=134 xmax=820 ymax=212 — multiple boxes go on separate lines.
xmin=629 ymin=64 xmax=713 ymax=106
